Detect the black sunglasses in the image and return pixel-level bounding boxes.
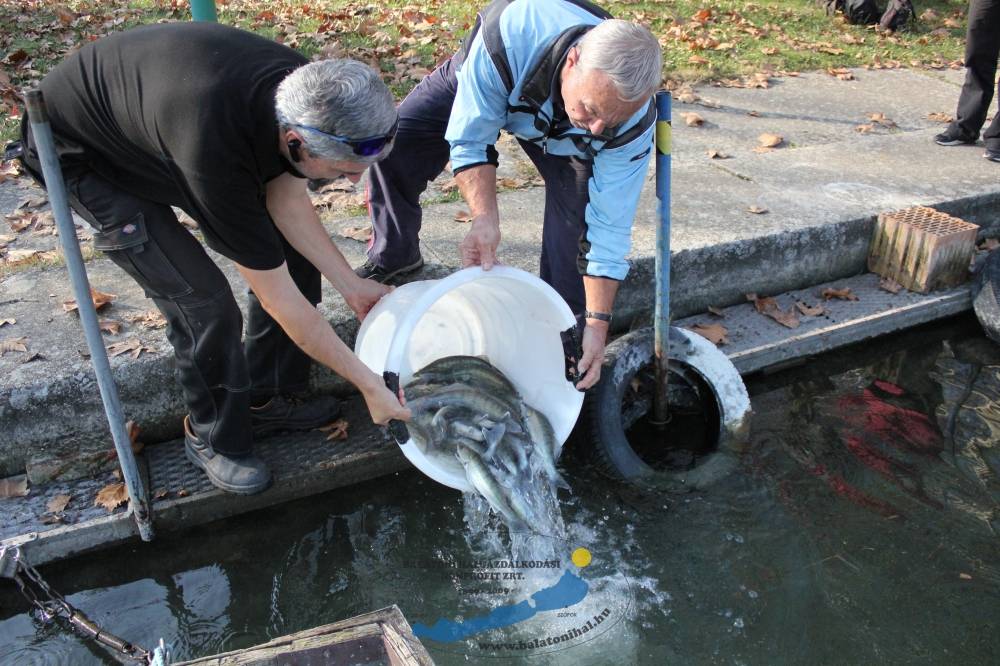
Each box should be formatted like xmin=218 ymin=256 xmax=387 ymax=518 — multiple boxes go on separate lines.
xmin=293 ymin=118 xmax=398 ymax=157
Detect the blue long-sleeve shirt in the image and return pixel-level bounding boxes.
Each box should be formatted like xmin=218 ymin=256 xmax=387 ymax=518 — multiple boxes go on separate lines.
xmin=446 ymin=0 xmax=654 ymax=281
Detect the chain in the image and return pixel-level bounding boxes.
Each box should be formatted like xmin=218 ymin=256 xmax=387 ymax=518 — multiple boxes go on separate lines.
xmin=3 ymin=545 xmax=153 ymax=664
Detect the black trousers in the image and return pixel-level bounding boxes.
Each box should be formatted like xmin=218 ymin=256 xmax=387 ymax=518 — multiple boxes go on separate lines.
xmin=21 ymin=141 xmax=318 ymax=456
xmin=952 ymin=0 xmax=1000 ymax=150
xmin=365 ymin=57 xmax=593 ymax=314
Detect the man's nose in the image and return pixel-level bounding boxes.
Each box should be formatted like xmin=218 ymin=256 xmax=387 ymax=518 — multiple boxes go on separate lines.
xmin=588 ymin=119 xmax=606 ymax=135
xmin=346 ymin=172 xmax=363 ymax=184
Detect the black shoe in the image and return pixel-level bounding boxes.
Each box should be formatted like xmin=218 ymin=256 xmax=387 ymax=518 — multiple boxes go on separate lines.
xmin=354 ymin=256 xmax=424 ymax=284
xmin=250 ymin=394 xmax=341 ymax=436
xmin=985 ymin=148 xmax=1000 ymax=163
xmin=183 ymin=416 xmax=271 ymax=495
xmin=934 ymin=130 xmax=977 ymax=146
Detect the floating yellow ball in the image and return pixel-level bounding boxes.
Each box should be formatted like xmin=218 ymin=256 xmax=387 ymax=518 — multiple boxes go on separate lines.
xmin=571 ymin=547 xmax=592 ymax=568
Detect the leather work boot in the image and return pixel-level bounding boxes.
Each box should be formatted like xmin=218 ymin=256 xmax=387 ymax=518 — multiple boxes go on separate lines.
xmin=354 ymin=256 xmax=424 ymax=285
xmin=183 ymin=416 xmax=271 ymax=495
xmin=250 ymin=394 xmax=341 ymax=436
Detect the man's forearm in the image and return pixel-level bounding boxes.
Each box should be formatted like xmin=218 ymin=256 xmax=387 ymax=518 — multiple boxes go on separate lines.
xmin=583 ymin=275 xmax=619 ymax=317
xmin=455 ymin=164 xmax=499 ymax=222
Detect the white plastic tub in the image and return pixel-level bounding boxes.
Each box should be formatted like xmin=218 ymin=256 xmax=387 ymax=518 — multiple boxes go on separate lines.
xmin=354 ymin=266 xmax=584 ymax=491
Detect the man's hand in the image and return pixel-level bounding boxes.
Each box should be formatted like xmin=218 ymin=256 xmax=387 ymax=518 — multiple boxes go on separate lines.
xmin=575 ymin=323 xmax=608 ymax=391
xmin=459 ymin=214 xmax=501 ymax=269
xmin=342 ymin=276 xmax=392 ymax=322
xmin=360 ymin=378 xmax=412 ymax=425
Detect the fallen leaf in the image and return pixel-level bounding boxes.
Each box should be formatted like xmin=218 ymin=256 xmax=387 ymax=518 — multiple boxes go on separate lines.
xmin=41 ymin=514 xmax=67 ymax=525
xmin=761 ymin=47 xmax=778 ymax=55
xmin=153 ymin=487 xmax=169 ymax=500
xmin=0 ymin=318 xmax=14 ymax=327
xmin=107 ymin=338 xmax=151 ymax=359
xmin=63 ymin=287 xmax=116 ymax=313
xmin=879 ymin=277 xmax=904 ymax=294
xmin=927 ymin=112 xmax=953 ymax=123
xmin=176 ymin=488 xmax=190 ymax=497
xmin=46 ymin=494 xmax=71 ymax=513
xmin=318 ymin=418 xmax=349 ymax=441
xmin=454 ymin=210 xmax=474 ymax=223
xmin=98 ymin=319 xmax=122 ymax=335
xmin=747 ymin=293 xmax=799 ymax=328
xmin=706 ymin=150 xmax=730 ymax=159
xmin=822 ymin=287 xmax=859 ymax=301
xmin=126 ymin=419 xmax=144 ymax=454
xmin=707 ymin=306 xmax=725 ymax=317
xmin=959 ymin=572 xmax=972 ymax=580
xmin=795 ymin=301 xmax=826 ymax=316
xmin=758 ymin=133 xmax=783 ymax=148
xmin=827 ymin=67 xmax=855 ymax=80
xmin=818 ymin=47 xmax=845 ymax=55
xmin=17 ymin=195 xmax=46 ymax=210
xmin=0 ymin=336 xmax=28 ymax=354
xmin=747 ymin=110 xmax=761 ymax=117
xmin=124 ymin=310 xmax=167 ymax=330
xmin=855 ymin=123 xmax=875 ymax=134
xmin=340 ymin=225 xmax=372 ymax=242
xmin=0 ymin=474 xmax=28 ymax=498
xmin=747 ymin=293 xmax=778 ymax=314
xmin=680 ymin=111 xmax=705 ymax=127
xmin=943 ymin=18 xmax=962 ymax=28
xmin=690 ymin=323 xmax=729 ymax=345
xmin=20 ymin=352 xmax=42 ymax=364
xmin=4 ymin=248 xmax=42 ymax=264
xmin=94 ymin=483 xmax=128 ymax=512
xmin=437 ymin=177 xmax=459 ymax=193
xmin=747 ymin=206 xmax=769 ymax=214
xmin=868 ymin=112 xmax=897 ymax=128
xmin=688 ymin=55 xmax=710 ymax=65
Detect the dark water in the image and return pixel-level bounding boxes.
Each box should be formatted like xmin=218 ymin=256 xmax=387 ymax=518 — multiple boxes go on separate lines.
xmin=2 ymin=316 xmax=999 ymax=665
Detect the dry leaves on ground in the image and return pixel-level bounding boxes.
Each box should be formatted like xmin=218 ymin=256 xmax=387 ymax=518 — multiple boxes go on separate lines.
xmin=98 ymin=319 xmax=122 ymax=335
xmin=689 ymin=322 xmax=729 ymax=345
xmin=46 ymin=494 xmax=70 ymax=514
xmin=822 ymin=287 xmax=859 ymax=301
xmin=795 ymin=301 xmax=826 ymax=317
xmin=107 ymin=338 xmax=152 ymax=360
xmin=0 ymin=474 xmax=28 ymax=498
xmin=126 ymin=419 xmax=143 ymax=454
xmin=747 ymin=292 xmax=800 ymax=329
xmin=747 ymin=206 xmax=769 ymax=214
xmin=0 ymin=336 xmax=28 ymax=354
xmin=340 ymin=225 xmax=372 ymax=243
xmin=318 ymin=418 xmax=349 ymax=441
xmin=758 ymin=133 xmax=783 ymax=148
xmin=124 ymin=310 xmax=167 ymax=330
xmin=707 ymin=305 xmax=725 ymax=317
xmin=827 ymin=67 xmax=855 ymax=80
xmin=680 ymin=112 xmax=705 ymax=127
xmin=927 ymin=112 xmax=953 ymax=123
xmin=0 ymin=318 xmax=14 ymax=327
xmin=879 ymin=277 xmax=904 ymax=294
xmin=63 ymin=287 xmax=116 ymax=313
xmin=868 ymin=112 xmax=897 ymax=128
xmin=706 ymin=150 xmax=730 ymax=159
xmin=454 ymin=210 xmax=474 ymax=223
xmin=94 ymin=482 xmax=128 ymax=513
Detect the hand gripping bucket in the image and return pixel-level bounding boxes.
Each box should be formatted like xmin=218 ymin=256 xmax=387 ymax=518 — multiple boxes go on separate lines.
xmin=354 ymin=266 xmax=584 ymax=492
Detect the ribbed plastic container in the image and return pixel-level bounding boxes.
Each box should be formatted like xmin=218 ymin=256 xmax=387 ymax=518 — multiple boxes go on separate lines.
xmin=354 ymin=266 xmax=583 ymax=491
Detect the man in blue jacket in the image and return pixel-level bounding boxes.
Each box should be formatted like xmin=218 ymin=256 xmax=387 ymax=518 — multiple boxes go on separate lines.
xmin=358 ymin=0 xmax=662 ymax=390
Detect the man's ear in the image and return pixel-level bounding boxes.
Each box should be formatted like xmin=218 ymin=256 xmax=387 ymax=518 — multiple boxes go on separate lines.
xmin=565 ymin=45 xmax=580 ymax=69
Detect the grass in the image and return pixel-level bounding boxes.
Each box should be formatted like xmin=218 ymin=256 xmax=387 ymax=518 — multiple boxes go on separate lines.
xmin=0 ymin=0 xmax=970 ymax=143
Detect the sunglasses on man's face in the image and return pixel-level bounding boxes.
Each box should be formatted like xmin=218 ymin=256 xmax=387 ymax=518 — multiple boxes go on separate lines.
xmin=293 ymin=118 xmax=398 ymax=157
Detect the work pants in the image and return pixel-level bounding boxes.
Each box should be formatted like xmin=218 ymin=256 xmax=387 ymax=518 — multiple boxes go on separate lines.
xmin=365 ymin=57 xmax=592 ymax=314
xmin=21 ymin=145 xmax=318 ymax=457
xmin=952 ymin=0 xmax=1000 ymax=150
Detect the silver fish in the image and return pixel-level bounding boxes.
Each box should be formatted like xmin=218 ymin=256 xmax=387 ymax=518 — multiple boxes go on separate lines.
xmin=456 ymin=445 xmax=532 ymax=530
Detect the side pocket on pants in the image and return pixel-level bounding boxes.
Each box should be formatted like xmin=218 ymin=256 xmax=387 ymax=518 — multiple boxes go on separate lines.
xmin=94 ymin=213 xmax=194 ymax=300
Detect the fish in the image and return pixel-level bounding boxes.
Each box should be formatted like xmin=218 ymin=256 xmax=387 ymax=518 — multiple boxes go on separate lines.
xmin=523 ymin=404 xmax=569 ymax=490
xmin=456 ymin=445 xmax=532 ymax=531
xmin=413 ymin=355 xmax=519 ymax=397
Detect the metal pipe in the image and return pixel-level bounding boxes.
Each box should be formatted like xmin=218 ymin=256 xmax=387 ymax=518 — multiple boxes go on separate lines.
xmin=25 ymin=90 xmax=154 ymax=542
xmin=652 ymin=91 xmax=672 ymax=426
xmin=189 ymin=0 xmax=217 ymax=22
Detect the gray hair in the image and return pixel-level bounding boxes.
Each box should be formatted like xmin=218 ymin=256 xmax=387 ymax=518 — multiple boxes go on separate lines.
xmin=577 ymin=19 xmax=662 ymax=103
xmin=275 ymin=59 xmax=397 ymax=163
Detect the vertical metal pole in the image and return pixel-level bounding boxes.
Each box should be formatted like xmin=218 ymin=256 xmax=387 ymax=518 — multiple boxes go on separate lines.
xmin=653 ymin=91 xmax=672 ymax=426
xmin=190 ymin=0 xmax=217 ymax=22
xmin=25 ymin=90 xmax=154 ymax=542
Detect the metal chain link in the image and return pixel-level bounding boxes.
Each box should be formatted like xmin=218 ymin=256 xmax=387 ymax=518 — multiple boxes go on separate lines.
xmin=3 ymin=545 xmax=153 ymax=664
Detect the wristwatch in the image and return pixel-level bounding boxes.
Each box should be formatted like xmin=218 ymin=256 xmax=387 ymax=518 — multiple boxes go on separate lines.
xmin=583 ymin=310 xmax=612 ymax=323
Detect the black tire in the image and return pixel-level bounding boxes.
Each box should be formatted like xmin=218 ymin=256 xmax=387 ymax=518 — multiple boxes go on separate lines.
xmin=973 ymin=249 xmax=1000 ymax=345
xmin=583 ymin=326 xmax=752 ymax=490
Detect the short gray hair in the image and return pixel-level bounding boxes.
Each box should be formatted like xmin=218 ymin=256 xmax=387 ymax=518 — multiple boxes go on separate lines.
xmin=275 ymin=59 xmax=397 ymax=163
xmin=577 ymin=20 xmax=662 ymax=103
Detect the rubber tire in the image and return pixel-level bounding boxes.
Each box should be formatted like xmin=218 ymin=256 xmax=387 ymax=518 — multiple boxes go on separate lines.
xmin=973 ymin=249 xmax=1000 ymax=345
xmin=583 ymin=326 xmax=752 ymax=490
